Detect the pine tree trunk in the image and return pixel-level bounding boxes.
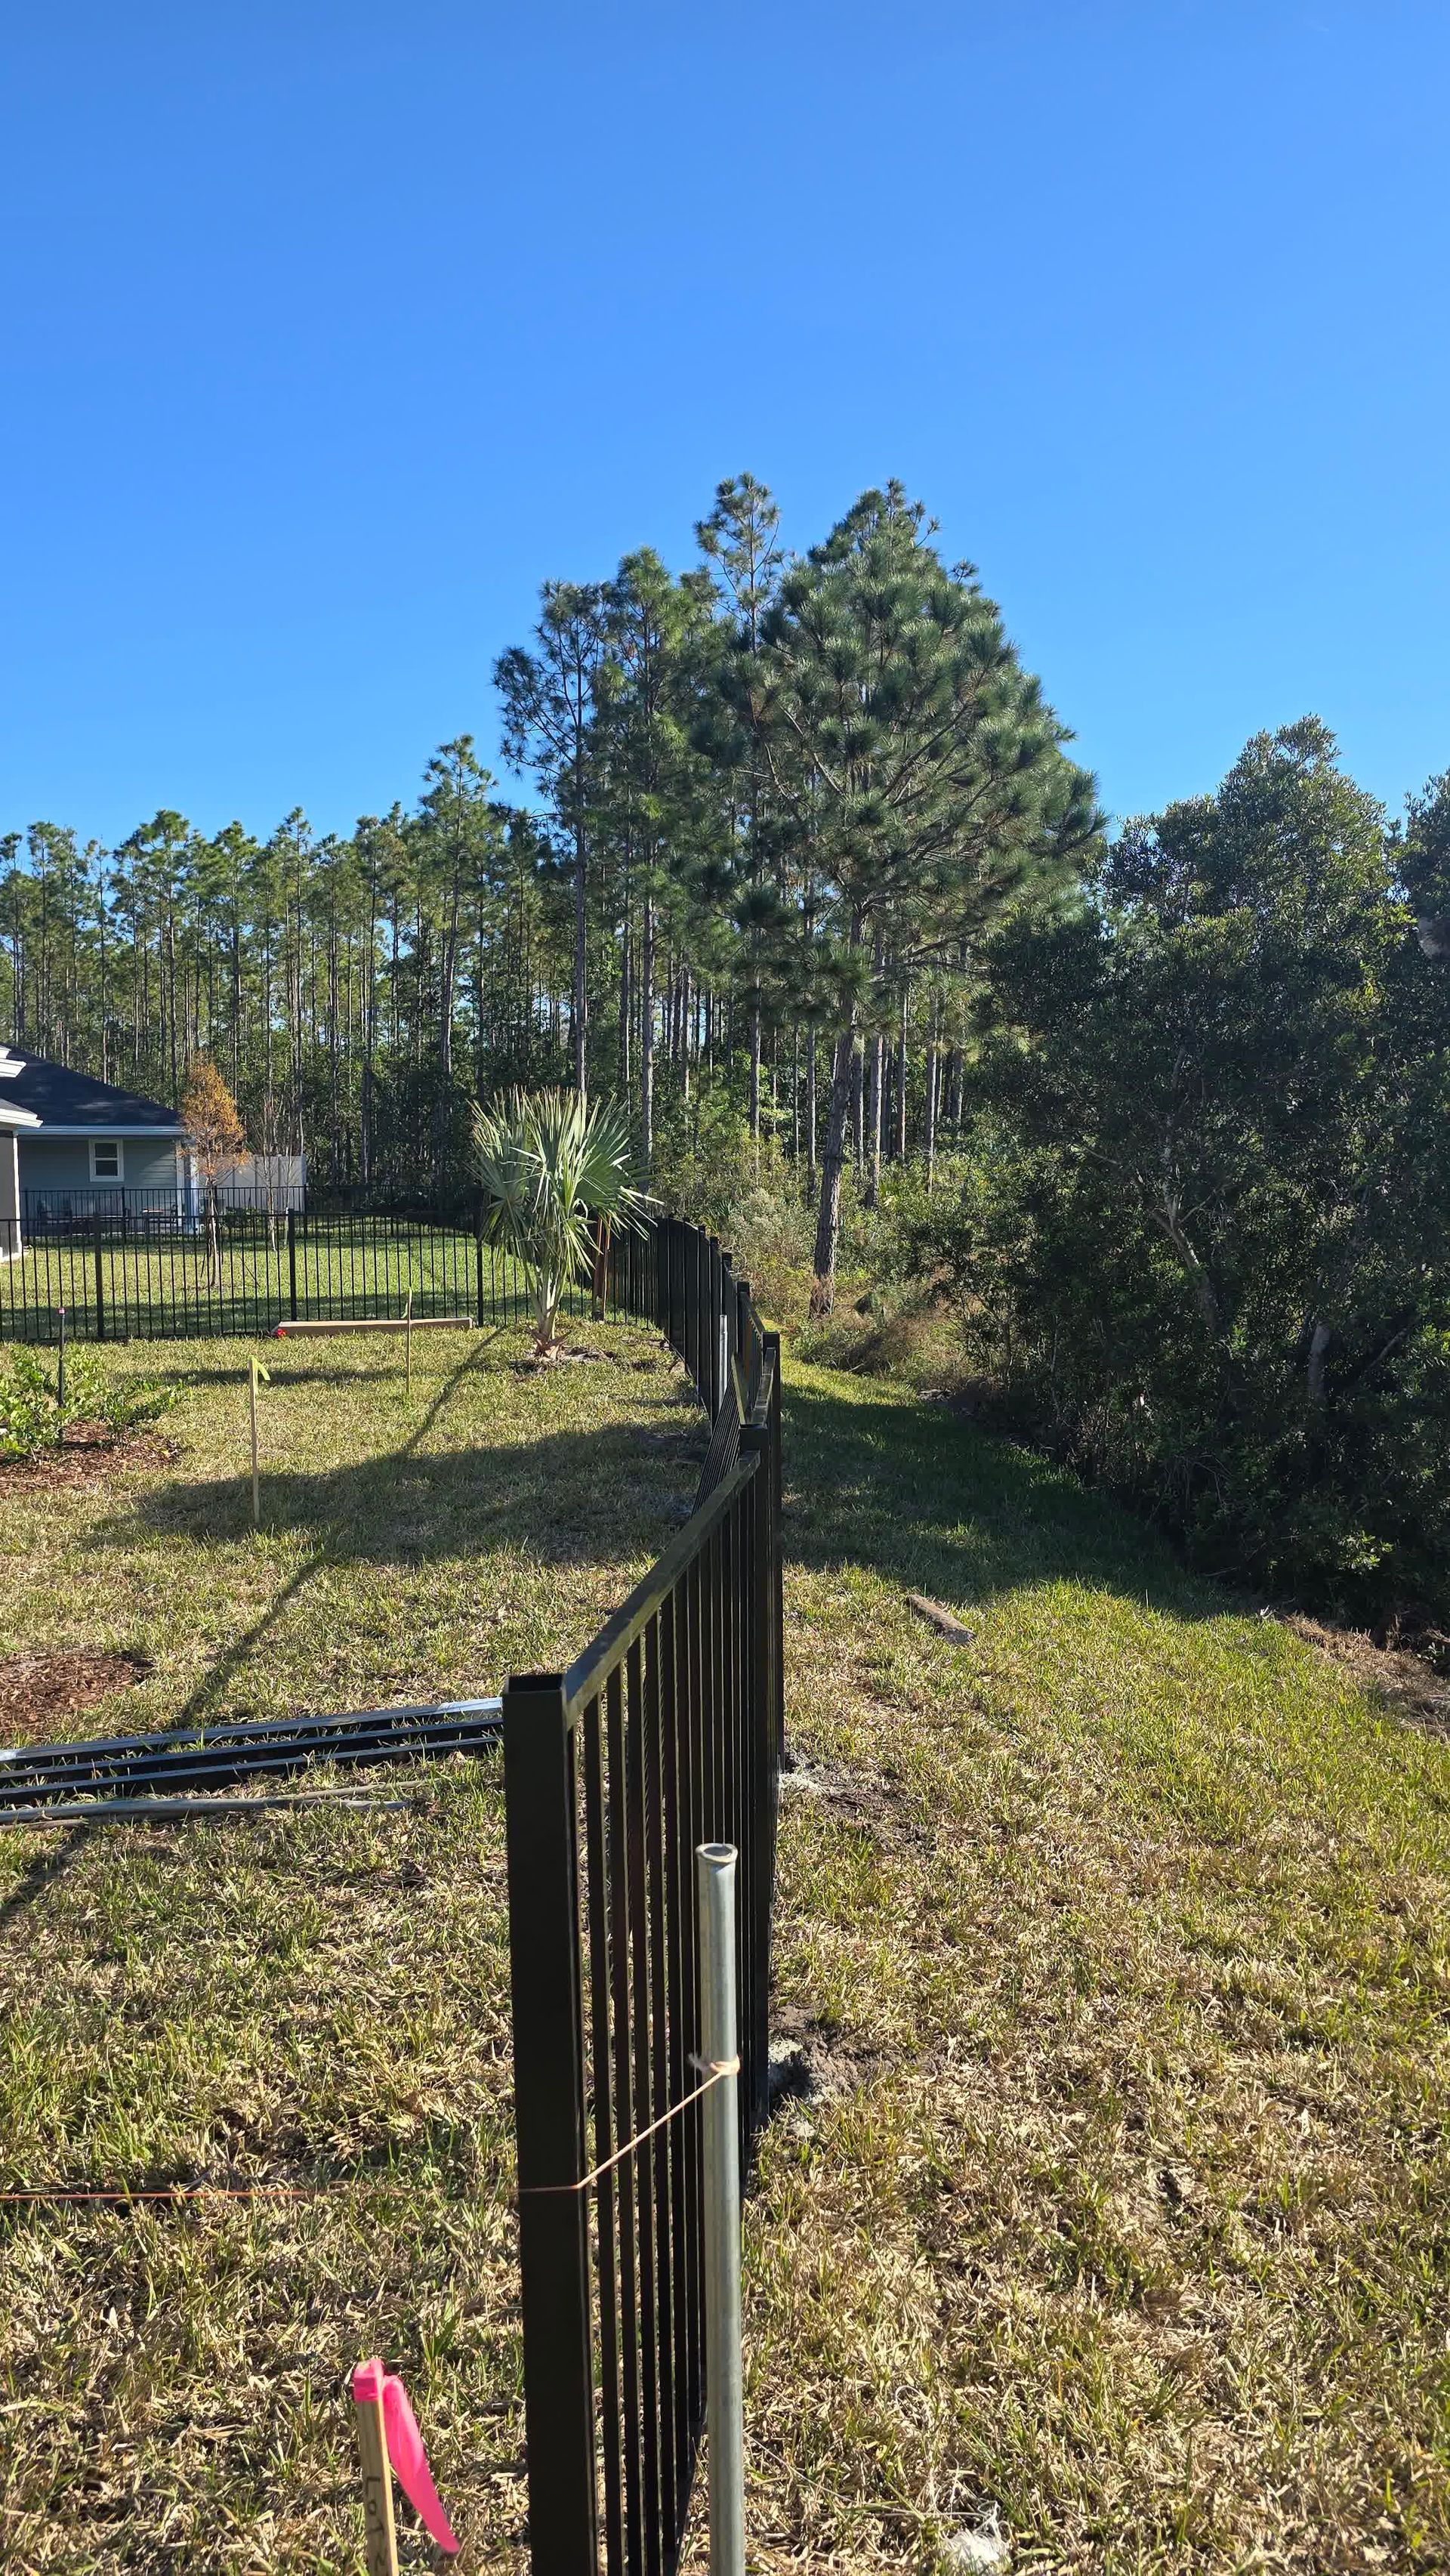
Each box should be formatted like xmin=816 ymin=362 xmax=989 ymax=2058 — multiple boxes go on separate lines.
xmin=925 ymin=1000 xmax=939 ymax=1192
xmin=807 ymin=1035 xmax=819 ymax=1200
xmin=866 ymin=1030 xmax=884 ymax=1206
xmin=640 ymin=896 xmax=656 ymax=1170
xmin=572 ymin=827 xmax=588 ymax=1098
xmin=811 ymin=1021 xmax=856 ymax=1314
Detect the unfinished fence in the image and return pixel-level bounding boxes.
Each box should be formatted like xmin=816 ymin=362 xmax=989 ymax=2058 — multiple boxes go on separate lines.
xmin=504 ymin=1215 xmax=784 ymax=2572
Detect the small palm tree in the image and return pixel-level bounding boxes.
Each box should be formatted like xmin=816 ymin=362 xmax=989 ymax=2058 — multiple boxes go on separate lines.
xmin=470 ymin=1089 xmax=650 ymax=1356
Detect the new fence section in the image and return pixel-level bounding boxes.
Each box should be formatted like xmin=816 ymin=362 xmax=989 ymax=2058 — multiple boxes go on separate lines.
xmin=503 ymin=1216 xmax=784 ymax=2574
xmin=0 ymin=1191 xmax=544 ymax=1343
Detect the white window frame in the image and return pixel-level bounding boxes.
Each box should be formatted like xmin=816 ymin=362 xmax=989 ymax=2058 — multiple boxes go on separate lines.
xmin=89 ymin=1137 xmax=125 ymax=1184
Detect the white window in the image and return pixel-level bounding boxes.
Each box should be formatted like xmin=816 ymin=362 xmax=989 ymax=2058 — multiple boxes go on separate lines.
xmin=90 ymin=1138 xmax=123 ymax=1183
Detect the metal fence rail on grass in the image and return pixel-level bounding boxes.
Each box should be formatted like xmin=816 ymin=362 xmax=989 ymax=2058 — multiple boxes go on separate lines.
xmin=504 ymin=1214 xmax=783 ymax=2574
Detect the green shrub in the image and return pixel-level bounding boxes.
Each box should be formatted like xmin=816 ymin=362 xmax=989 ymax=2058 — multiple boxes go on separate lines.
xmin=0 ymin=1345 xmax=179 ymax=1462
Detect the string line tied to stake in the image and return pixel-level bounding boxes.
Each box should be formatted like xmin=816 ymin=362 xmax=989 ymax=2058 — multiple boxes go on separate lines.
xmin=519 ymin=2052 xmax=741 ymax=2200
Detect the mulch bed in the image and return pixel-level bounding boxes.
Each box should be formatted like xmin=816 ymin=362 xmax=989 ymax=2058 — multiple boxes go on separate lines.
xmin=0 ymin=1648 xmax=153 ymax=1744
xmin=0 ymin=1422 xmax=179 ymax=1495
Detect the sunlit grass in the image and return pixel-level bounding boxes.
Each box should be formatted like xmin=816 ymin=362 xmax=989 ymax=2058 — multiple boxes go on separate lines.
xmin=727 ymin=1361 xmax=1450 ymax=2572
xmin=0 ymin=1321 xmax=700 ymax=2573
xmin=2 ymin=1343 xmax=1446 ymax=2568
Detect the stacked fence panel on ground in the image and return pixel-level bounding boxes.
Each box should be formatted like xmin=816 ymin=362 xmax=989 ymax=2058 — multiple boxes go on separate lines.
xmin=504 ymin=1213 xmax=782 ymax=2574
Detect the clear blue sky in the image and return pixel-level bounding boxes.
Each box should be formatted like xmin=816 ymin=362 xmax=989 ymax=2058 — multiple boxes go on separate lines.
xmin=2 ymin=1 xmax=1446 ymax=851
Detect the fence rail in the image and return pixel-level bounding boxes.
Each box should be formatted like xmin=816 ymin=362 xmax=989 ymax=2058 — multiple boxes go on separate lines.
xmin=503 ymin=1215 xmax=783 ymax=2574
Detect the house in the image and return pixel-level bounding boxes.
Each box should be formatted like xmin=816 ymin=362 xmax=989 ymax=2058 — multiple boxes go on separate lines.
xmin=0 ymin=1046 xmax=187 ymax=1248
xmin=0 ymin=1064 xmax=40 ymax=1256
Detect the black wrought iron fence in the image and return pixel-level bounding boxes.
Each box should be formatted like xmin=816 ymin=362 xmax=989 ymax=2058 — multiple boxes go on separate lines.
xmin=0 ymin=1196 xmax=551 ymax=1344
xmin=503 ymin=1214 xmax=783 ymax=2574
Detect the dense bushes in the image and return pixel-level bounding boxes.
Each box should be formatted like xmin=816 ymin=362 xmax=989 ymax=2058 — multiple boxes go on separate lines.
xmin=916 ymin=724 xmax=1450 ymax=1639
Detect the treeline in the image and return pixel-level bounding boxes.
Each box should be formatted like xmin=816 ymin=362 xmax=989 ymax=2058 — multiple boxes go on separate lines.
xmin=855 ymin=723 xmax=1448 ymax=1638
xmin=0 ymin=478 xmax=1097 ymax=1298
xmin=7 ymin=474 xmax=1449 ymax=1628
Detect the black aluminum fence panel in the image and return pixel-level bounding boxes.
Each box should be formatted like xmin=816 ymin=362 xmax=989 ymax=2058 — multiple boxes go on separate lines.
xmin=504 ymin=1214 xmax=782 ymax=2576
xmin=0 ymin=1197 xmax=569 ymax=1345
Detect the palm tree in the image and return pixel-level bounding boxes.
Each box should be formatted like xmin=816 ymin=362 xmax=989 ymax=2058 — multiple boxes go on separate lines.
xmin=470 ymin=1089 xmax=650 ymax=1357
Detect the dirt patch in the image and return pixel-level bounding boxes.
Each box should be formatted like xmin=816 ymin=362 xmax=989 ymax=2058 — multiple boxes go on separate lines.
xmin=1281 ymin=1610 xmax=1450 ymax=1736
xmin=770 ymin=1998 xmax=893 ymax=2104
xmin=0 ymin=1648 xmax=153 ymax=1744
xmin=0 ymin=1422 xmax=180 ymax=1495
xmin=779 ymin=1751 xmax=929 ymax=1855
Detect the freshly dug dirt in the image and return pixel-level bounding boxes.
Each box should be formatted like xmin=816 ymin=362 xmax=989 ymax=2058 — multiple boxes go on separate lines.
xmin=0 ymin=1648 xmax=152 ymax=1745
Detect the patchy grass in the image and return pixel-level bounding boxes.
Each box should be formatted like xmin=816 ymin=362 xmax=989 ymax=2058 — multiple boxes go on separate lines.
xmin=0 ymin=1321 xmax=701 ymax=2573
xmin=3 ymin=1339 xmax=1447 ymax=2571
xmin=737 ymin=1361 xmax=1450 ymax=2573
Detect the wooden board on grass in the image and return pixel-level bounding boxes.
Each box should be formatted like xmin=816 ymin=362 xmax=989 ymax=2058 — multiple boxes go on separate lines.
xmin=273 ymin=1315 xmax=475 ymax=1338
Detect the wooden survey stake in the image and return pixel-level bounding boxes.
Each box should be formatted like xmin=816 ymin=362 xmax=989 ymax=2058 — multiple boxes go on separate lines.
xmin=354 ymin=2381 xmax=400 ymax=2576
xmin=248 ymin=1354 xmax=270 ymax=1529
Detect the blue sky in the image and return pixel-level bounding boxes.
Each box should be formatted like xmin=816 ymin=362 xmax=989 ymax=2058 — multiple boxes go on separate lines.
xmin=2 ymin=1 xmax=1446 ymax=850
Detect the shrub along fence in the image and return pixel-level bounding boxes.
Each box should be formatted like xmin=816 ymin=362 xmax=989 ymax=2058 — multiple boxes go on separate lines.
xmin=503 ymin=1214 xmax=784 ymax=2573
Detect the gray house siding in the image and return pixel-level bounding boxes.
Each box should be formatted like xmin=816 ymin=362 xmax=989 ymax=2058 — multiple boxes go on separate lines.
xmin=19 ymin=1136 xmax=182 ymax=1198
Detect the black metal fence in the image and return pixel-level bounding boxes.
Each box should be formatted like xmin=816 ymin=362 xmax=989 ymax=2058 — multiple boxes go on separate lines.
xmin=0 ymin=1193 xmax=551 ymax=1344
xmin=503 ymin=1215 xmax=783 ymax=2574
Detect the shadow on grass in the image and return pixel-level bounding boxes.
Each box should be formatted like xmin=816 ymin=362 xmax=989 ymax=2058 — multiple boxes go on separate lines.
xmin=100 ymin=1335 xmax=704 ymax=1729
xmin=782 ymin=1372 xmax=1220 ymax=1620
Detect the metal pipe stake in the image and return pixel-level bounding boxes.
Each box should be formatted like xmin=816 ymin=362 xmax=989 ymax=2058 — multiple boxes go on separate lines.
xmin=698 ymin=1840 xmax=745 ymax=2576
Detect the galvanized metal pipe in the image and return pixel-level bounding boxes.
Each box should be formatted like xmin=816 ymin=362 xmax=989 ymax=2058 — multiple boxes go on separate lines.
xmin=697 ymin=1840 xmax=745 ymax=2576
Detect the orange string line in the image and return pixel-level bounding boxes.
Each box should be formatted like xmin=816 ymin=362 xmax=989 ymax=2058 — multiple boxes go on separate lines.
xmin=519 ymin=2055 xmax=740 ymax=2199
xmin=0 ymin=2057 xmax=743 ymax=2207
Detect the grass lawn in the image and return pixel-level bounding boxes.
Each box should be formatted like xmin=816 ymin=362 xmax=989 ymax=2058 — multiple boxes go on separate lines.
xmin=742 ymin=1363 xmax=1450 ymax=2573
xmin=0 ymin=1321 xmax=703 ymax=2573
xmin=2 ymin=1342 xmax=1446 ymax=2570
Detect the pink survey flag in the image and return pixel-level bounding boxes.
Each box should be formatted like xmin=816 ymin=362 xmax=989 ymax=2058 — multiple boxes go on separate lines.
xmin=351 ymin=2357 xmax=461 ymax=2556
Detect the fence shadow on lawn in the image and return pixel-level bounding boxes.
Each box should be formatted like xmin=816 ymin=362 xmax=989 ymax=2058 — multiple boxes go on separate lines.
xmin=782 ymin=1371 xmax=1225 ymax=1623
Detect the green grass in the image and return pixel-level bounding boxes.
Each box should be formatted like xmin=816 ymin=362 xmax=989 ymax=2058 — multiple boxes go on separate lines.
xmin=736 ymin=1363 xmax=1450 ymax=2572
xmin=2 ymin=1342 xmax=1447 ymax=2570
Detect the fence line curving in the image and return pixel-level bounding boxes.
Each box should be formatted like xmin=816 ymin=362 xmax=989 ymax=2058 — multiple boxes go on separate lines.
xmin=502 ymin=1213 xmax=783 ymax=2574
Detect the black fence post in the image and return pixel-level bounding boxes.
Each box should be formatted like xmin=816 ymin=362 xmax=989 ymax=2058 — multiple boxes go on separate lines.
xmin=739 ymin=1420 xmax=775 ymax=2133
xmin=765 ymin=1332 xmax=785 ymax=1766
xmin=287 ymin=1209 xmax=298 ymax=1322
xmin=93 ymin=1212 xmax=106 ymax=1343
xmin=475 ymin=1194 xmax=486 ymax=1329
xmin=503 ymin=1673 xmax=600 ymax=2572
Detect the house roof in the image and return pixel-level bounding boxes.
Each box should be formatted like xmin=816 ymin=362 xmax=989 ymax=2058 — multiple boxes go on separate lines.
xmin=0 ymin=1047 xmax=182 ymax=1134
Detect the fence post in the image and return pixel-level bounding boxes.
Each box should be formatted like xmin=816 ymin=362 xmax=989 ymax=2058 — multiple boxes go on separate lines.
xmin=503 ymin=1673 xmax=599 ymax=2571
xmin=698 ymin=1842 xmax=745 ymax=2576
xmin=739 ymin=1420 xmax=775 ymax=2132
xmin=475 ymin=1194 xmax=486 ymax=1329
xmin=93 ymin=1212 xmax=106 ymax=1344
xmin=765 ymin=1333 xmax=785 ymax=1768
xmin=287 ymin=1209 xmax=298 ymax=1322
